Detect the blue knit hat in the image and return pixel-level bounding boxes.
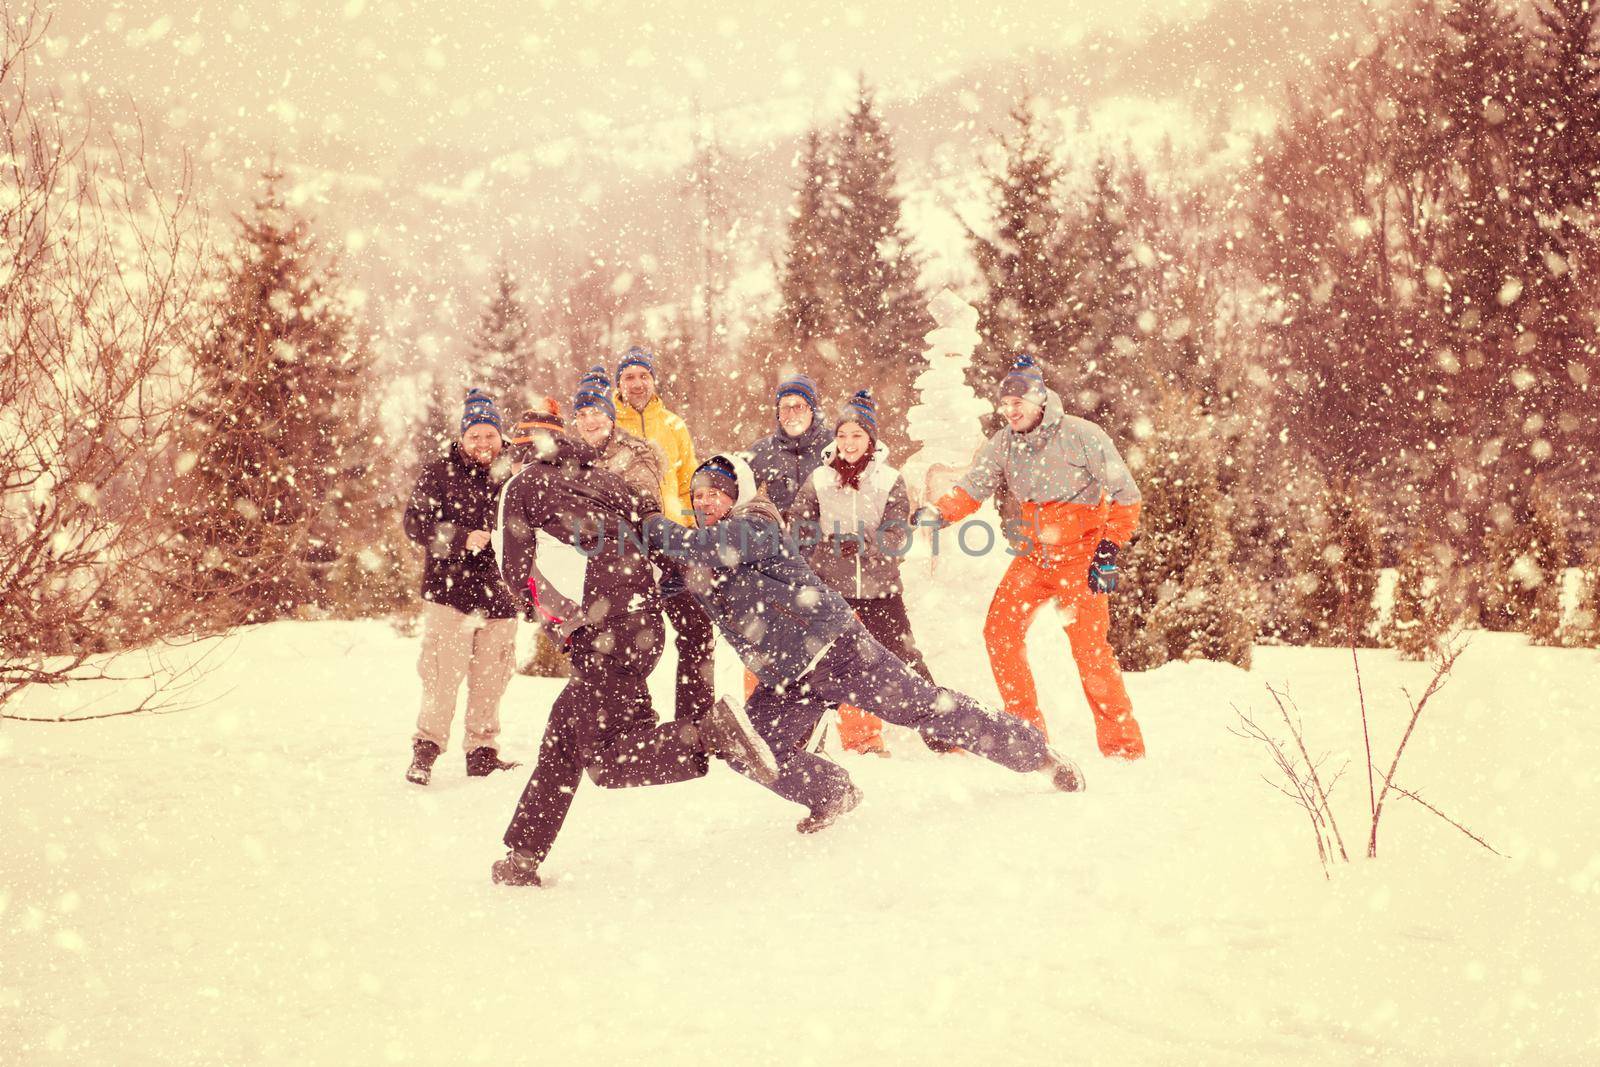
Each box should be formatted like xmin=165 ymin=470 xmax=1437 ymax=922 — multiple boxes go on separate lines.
xmin=775 ymin=374 xmax=820 ymax=415
xmin=691 ymin=455 xmax=739 ymax=502
xmin=835 ymin=389 xmax=878 ymax=441
xmin=998 ymin=353 xmax=1048 ymax=406
xmin=615 ymin=345 xmax=656 ymax=380
xmin=460 ymin=387 xmax=503 ymax=435
xmin=573 ymin=365 xmax=617 ymax=421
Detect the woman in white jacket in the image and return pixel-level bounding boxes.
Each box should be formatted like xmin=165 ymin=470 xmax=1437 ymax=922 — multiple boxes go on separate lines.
xmin=789 ymin=390 xmax=938 ymax=756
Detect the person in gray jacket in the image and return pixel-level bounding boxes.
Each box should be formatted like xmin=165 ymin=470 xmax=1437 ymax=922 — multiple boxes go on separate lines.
xmin=747 ymin=373 xmax=832 ymax=517
xmin=789 ymin=389 xmax=936 ymax=756
xmin=648 ymin=453 xmax=1086 ymax=833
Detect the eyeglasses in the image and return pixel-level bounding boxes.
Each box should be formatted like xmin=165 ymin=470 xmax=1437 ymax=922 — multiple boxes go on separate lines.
xmin=777 ymin=399 xmax=811 ymax=415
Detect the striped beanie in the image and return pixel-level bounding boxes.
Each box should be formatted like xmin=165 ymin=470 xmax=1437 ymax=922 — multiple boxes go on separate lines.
xmin=836 ymin=389 xmax=878 ymax=441
xmin=512 ymin=397 xmax=564 ymax=437
xmin=691 ymin=455 xmax=740 ymax=502
xmin=998 ymin=353 xmax=1048 ymax=406
xmin=616 ymin=345 xmax=656 ymax=380
xmin=573 ymin=365 xmax=617 ymax=421
xmin=460 ymin=388 xmax=503 ymax=434
xmin=508 ymin=398 xmax=563 ymax=463
xmin=775 ymin=374 xmax=820 ymax=414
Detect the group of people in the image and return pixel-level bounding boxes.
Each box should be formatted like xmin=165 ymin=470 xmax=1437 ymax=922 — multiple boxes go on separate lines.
xmin=400 ymin=345 xmax=1147 ymax=887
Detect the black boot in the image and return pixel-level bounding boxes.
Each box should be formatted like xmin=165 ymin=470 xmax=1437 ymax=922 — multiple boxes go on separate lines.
xmin=700 ymin=698 xmax=780 ymax=785
xmin=466 ymin=747 xmax=520 ymax=777
xmin=796 ymin=784 xmax=864 ymax=835
xmin=406 ymin=740 xmax=440 ymax=785
xmin=491 ymin=849 xmax=543 ymax=887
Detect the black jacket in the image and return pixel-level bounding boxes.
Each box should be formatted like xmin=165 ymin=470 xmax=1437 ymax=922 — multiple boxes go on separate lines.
xmin=494 ymin=436 xmax=661 ymax=634
xmin=402 ymin=444 xmax=518 ymax=619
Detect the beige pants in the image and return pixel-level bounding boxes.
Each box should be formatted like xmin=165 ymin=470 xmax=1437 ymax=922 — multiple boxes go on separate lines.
xmin=413 ymin=601 xmax=517 ymax=753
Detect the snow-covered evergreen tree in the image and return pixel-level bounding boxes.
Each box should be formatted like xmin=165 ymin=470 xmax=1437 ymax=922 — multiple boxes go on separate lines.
xmin=1382 ymin=537 xmax=1460 ymax=661
xmin=968 ymin=101 xmax=1075 ymax=424
xmin=828 ymin=77 xmax=929 ymax=454
xmin=1481 ymin=480 xmax=1569 ymax=637
xmin=1110 ymin=395 xmax=1255 ymax=670
xmin=171 ymin=168 xmax=379 ymax=624
xmin=1066 ymin=158 xmax=1147 ymax=432
xmin=1285 ymin=475 xmax=1381 ymax=647
xmin=465 ymin=264 xmax=538 ymax=414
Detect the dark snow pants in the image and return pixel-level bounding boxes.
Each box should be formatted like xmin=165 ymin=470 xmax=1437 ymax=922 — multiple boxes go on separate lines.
xmin=743 ymin=620 xmax=1049 ymax=814
xmin=662 ymin=564 xmax=715 ymax=725
xmin=502 ymin=609 xmax=709 ymax=862
xmin=845 ymin=594 xmax=934 ymax=684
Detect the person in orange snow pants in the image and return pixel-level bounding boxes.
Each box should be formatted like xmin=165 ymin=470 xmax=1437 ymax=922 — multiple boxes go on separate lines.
xmin=920 ymin=353 xmax=1146 ymax=760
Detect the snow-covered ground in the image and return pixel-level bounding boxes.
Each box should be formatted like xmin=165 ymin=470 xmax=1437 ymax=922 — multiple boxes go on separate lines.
xmin=5 ymin=581 xmax=1600 ymax=1064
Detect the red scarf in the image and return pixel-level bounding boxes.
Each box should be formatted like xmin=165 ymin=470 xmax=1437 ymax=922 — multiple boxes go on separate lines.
xmin=830 ymin=451 xmax=872 ymax=491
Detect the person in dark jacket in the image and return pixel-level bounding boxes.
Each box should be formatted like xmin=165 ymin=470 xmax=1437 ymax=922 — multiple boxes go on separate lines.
xmin=487 ymin=427 xmax=777 ymax=888
xmin=647 ymin=454 xmax=1086 ymax=834
xmin=790 ymin=390 xmax=936 ymax=757
xmin=401 ymin=388 xmax=520 ymax=785
xmin=747 ymin=373 xmax=832 ymax=518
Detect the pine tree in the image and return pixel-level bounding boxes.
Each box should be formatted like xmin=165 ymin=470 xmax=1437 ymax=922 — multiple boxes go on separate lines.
xmin=1480 ymin=480 xmax=1570 ymax=638
xmin=171 ymin=168 xmax=376 ymax=625
xmin=1109 ymin=395 xmax=1255 ymax=669
xmin=829 ymin=77 xmax=929 ymax=454
xmin=1527 ymin=484 xmax=1571 ymax=644
xmin=968 ymin=101 xmax=1074 ymax=426
xmin=1382 ymin=538 xmax=1459 ymax=661
xmin=1067 ymin=157 xmax=1146 ymax=431
xmin=1287 ymin=476 xmax=1382 ymax=647
xmin=1573 ymin=545 xmax=1600 ymax=647
xmin=466 ymin=264 xmax=537 ymax=414
xmin=777 ymin=128 xmax=841 ymax=353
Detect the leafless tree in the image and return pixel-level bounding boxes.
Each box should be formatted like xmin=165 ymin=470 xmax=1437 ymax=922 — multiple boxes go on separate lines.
xmin=1233 ymin=635 xmax=1502 ymax=875
xmin=1 ymin=4 xmax=216 ymax=720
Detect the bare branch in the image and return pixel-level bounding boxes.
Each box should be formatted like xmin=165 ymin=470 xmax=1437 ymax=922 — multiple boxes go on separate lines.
xmin=1369 ymin=636 xmax=1467 ymax=858
xmin=1387 ymin=780 xmax=1507 ymax=859
xmin=1232 ymin=702 xmax=1332 ymax=878
xmin=1268 ymin=684 xmax=1350 ymax=862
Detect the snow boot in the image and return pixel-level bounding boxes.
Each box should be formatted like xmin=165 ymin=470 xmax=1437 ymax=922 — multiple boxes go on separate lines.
xmin=796 ymin=784 xmax=864 ymax=835
xmin=406 ymin=739 xmax=440 ymax=785
xmin=1041 ymin=749 xmax=1086 ymax=793
xmin=491 ymin=849 xmax=543 ymax=887
xmin=701 ymin=698 xmax=780 ymax=786
xmin=466 ymin=747 xmax=520 ymax=777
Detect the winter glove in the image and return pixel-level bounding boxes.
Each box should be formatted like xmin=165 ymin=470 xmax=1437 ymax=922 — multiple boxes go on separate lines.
xmin=658 ymin=566 xmax=688 ymax=599
xmin=910 ymin=504 xmax=945 ymax=530
xmin=1088 ymin=539 xmax=1119 ymax=595
xmin=548 ymin=616 xmax=587 ymax=649
xmin=827 ymin=536 xmax=861 ymax=560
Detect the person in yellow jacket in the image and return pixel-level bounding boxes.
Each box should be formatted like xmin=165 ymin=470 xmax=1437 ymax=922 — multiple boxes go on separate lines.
xmin=611 ymin=345 xmax=714 ymax=725
xmin=613 ymin=345 xmax=696 ymax=525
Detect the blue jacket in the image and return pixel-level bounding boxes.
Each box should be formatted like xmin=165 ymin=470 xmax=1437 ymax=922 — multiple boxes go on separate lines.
xmin=647 ymin=499 xmax=855 ymax=685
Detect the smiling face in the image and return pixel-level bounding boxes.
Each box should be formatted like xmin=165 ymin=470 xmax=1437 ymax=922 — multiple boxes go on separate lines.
xmin=618 ymin=365 xmax=656 ymax=412
xmin=573 ymin=405 xmax=613 ymax=448
xmin=692 ymin=484 xmax=735 ymax=526
xmin=834 ymin=421 xmax=872 ymax=463
xmin=460 ymin=422 xmax=503 ymax=465
xmin=777 ymin=395 xmax=814 ymax=438
xmin=999 ymin=395 xmax=1045 ymax=434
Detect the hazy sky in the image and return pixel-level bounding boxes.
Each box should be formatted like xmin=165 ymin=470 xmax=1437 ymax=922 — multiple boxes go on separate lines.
xmin=37 ymin=0 xmax=1207 ymax=164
